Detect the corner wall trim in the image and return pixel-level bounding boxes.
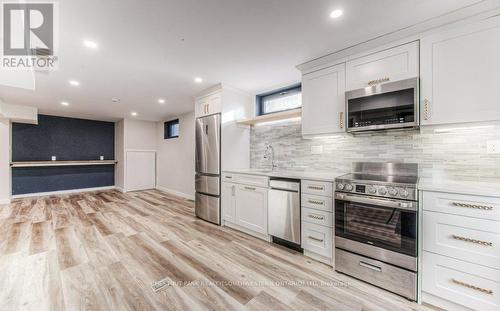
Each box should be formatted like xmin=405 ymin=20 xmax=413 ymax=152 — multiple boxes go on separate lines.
xmin=155 ymin=186 xmax=195 ymax=201
xmin=11 ymin=186 xmax=117 ymax=199
xmin=0 ymin=198 xmax=11 ymax=205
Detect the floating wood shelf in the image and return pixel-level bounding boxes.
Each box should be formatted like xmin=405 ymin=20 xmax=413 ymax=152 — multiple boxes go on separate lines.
xmin=237 ymin=108 xmax=302 ymax=126
xmin=10 ymin=160 xmax=118 ymax=168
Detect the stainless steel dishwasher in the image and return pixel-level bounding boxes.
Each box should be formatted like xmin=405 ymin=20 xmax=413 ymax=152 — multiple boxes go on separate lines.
xmin=268 ymin=178 xmax=301 ymax=247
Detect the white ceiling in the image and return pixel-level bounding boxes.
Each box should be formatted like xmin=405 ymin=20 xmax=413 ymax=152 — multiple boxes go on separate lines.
xmin=0 ymin=0 xmax=484 ymax=121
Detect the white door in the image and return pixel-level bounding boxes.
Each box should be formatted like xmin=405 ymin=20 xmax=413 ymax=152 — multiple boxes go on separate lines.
xmin=221 ymin=182 xmax=236 ymax=223
xmin=235 ymin=184 xmax=268 ymax=235
xmin=125 ymin=150 xmax=156 ymax=192
xmin=346 ymin=41 xmax=419 ymax=91
xmin=420 ymin=15 xmax=500 ymax=125
xmin=302 ymin=63 xmax=346 ymax=137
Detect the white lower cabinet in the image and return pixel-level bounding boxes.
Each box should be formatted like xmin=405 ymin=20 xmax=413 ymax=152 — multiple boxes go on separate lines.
xmin=302 ymin=222 xmax=333 ymax=259
xmin=422 ymin=252 xmax=500 ymax=311
xmin=222 ymin=178 xmax=268 ymax=239
xmin=234 ymin=184 xmax=268 ymax=235
xmin=221 ymin=182 xmax=236 ymax=223
xmin=422 ymin=190 xmax=500 ymax=311
xmin=301 ymin=180 xmax=334 ymax=266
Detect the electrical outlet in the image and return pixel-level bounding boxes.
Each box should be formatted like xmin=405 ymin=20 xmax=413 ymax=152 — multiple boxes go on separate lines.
xmin=51 ymin=156 xmax=56 ymax=161
xmin=311 ymin=146 xmax=324 ymax=154
xmin=487 ymin=140 xmax=500 ymax=154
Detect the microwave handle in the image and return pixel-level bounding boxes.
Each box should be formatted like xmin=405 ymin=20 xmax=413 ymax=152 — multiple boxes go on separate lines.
xmin=335 ymin=193 xmax=417 ymax=211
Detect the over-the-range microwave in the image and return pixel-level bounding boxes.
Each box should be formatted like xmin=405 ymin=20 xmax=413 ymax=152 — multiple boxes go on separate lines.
xmin=345 ymin=77 xmax=419 ymax=133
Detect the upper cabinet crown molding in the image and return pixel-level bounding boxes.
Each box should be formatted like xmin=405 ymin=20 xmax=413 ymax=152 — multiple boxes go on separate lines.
xmin=420 ymin=14 xmax=500 ymax=125
xmin=345 ymin=41 xmax=419 ymax=91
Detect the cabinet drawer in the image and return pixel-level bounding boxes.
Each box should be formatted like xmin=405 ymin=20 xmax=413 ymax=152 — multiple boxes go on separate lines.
xmin=302 ymin=208 xmax=333 ymax=227
xmin=423 ymin=191 xmax=500 ymax=221
xmin=301 ymin=193 xmax=333 ymax=212
xmin=422 ymin=252 xmax=500 ymax=311
xmin=302 ymin=222 xmax=332 ymax=258
xmin=222 ymin=173 xmax=269 ymax=188
xmin=301 ymin=180 xmax=333 ymax=197
xmin=336 ymin=248 xmax=416 ymax=301
xmin=423 ymin=211 xmax=500 ymax=270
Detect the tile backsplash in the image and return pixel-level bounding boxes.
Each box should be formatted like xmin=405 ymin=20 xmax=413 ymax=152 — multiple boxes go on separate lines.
xmin=250 ymin=120 xmax=500 ymax=180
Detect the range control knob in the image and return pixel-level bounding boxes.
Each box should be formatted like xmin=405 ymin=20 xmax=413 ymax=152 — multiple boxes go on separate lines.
xmin=345 ymin=184 xmax=354 ymax=192
xmin=399 ymin=188 xmax=409 ymax=198
xmin=367 ymin=186 xmax=377 ymax=194
xmin=336 ymin=183 xmax=345 ymax=191
xmin=378 ymin=187 xmax=387 ymax=195
xmin=388 ymin=187 xmax=398 ymax=196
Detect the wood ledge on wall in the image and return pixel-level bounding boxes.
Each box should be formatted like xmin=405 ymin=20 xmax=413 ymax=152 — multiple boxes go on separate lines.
xmin=10 ymin=160 xmax=118 ymax=168
xmin=236 ymin=108 xmax=302 ymax=126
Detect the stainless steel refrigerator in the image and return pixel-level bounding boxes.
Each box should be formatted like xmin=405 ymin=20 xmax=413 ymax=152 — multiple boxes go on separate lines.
xmin=195 ymin=114 xmax=221 ymax=225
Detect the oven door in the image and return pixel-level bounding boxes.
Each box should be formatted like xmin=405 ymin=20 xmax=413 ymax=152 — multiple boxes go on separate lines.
xmin=335 ymin=192 xmax=417 ymax=258
xmin=346 ymin=77 xmax=419 ymax=132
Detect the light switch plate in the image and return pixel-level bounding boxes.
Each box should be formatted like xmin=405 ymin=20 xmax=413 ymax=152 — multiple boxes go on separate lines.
xmin=51 ymin=156 xmax=56 ymax=161
xmin=487 ymin=140 xmax=500 ymax=154
xmin=311 ymin=146 xmax=324 ymax=154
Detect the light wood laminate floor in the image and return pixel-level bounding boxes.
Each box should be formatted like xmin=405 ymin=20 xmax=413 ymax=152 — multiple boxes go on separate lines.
xmin=0 ymin=189 xmax=434 ymax=311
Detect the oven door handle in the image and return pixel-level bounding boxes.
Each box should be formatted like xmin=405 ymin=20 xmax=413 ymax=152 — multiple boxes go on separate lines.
xmin=335 ymin=193 xmax=417 ymax=211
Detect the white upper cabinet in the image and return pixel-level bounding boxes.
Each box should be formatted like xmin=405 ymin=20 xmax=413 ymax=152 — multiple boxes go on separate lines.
xmin=302 ymin=63 xmax=346 ymax=137
xmin=346 ymin=41 xmax=419 ymax=91
xmin=420 ymin=15 xmax=500 ymax=126
xmin=195 ymin=91 xmax=222 ymax=118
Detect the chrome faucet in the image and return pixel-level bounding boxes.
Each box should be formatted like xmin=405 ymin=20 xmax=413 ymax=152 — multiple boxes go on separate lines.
xmin=264 ymin=144 xmax=277 ymax=170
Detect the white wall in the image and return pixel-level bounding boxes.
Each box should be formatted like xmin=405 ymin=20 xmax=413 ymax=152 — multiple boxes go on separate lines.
xmin=124 ymin=119 xmax=157 ymax=150
xmin=0 ymin=119 xmax=11 ymax=204
xmin=156 ymin=112 xmax=195 ymax=199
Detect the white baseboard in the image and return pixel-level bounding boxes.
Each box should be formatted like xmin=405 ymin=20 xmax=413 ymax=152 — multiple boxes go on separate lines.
xmin=0 ymin=198 xmax=11 ymax=205
xmin=115 ymin=186 xmax=125 ymax=193
xmin=155 ymin=186 xmax=195 ymax=201
xmin=11 ymin=186 xmax=117 ymax=199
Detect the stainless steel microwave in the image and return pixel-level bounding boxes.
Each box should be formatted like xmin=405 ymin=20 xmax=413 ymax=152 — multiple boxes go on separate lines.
xmin=345 ymin=78 xmax=419 ymax=133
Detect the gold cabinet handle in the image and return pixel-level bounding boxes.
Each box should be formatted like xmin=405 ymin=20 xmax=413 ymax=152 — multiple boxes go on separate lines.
xmin=451 ymin=279 xmax=493 ymax=295
xmin=231 ymin=185 xmax=235 ymax=196
xmin=244 ymin=186 xmax=256 ymax=191
xmin=308 ymin=236 xmax=324 ymax=242
xmin=367 ymin=77 xmax=390 ymax=86
xmin=307 ymin=214 xmax=325 ymax=220
xmin=339 ymin=111 xmax=344 ymax=129
xmin=308 ymin=200 xmax=324 ymax=205
xmin=423 ymin=99 xmax=430 ymax=121
xmin=308 ymin=186 xmax=325 ymax=191
xmin=452 ymin=202 xmax=494 ymax=211
xmin=451 ymin=234 xmax=493 ymax=247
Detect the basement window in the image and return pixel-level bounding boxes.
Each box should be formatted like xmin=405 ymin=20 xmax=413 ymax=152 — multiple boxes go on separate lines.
xmin=256 ymin=84 xmax=302 ymax=116
xmin=164 ymin=119 xmax=179 ymax=139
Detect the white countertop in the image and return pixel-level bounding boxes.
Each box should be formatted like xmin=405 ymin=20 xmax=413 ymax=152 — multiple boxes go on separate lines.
xmin=223 ymin=168 xmax=346 ymax=182
xmin=418 ymin=177 xmax=500 ymax=198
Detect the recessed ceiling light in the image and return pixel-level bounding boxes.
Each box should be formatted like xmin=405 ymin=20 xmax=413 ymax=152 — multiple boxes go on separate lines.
xmin=131 ymin=111 xmax=138 ymax=116
xmin=158 ymin=98 xmax=166 ymax=104
xmin=61 ymin=101 xmax=69 ymax=106
xmin=83 ymin=40 xmax=98 ymax=49
xmin=68 ymin=80 xmax=80 ymax=86
xmin=330 ymin=9 xmax=343 ymax=19
xmin=194 ymin=77 xmax=203 ymax=83
xmin=111 ymin=97 xmax=121 ymax=103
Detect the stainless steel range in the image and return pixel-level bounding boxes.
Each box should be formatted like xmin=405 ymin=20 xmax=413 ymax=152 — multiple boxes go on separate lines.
xmin=334 ymin=162 xmax=418 ymax=301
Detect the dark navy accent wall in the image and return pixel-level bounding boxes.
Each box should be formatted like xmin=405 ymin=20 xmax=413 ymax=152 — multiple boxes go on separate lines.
xmin=12 ymin=115 xmax=115 ymax=195
xmin=12 ymin=115 xmax=114 ymax=161
xmin=12 ymin=166 xmax=115 ymax=195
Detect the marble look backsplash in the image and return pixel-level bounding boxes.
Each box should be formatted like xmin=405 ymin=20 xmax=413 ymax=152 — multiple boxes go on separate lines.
xmin=250 ymin=120 xmax=500 ymax=181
